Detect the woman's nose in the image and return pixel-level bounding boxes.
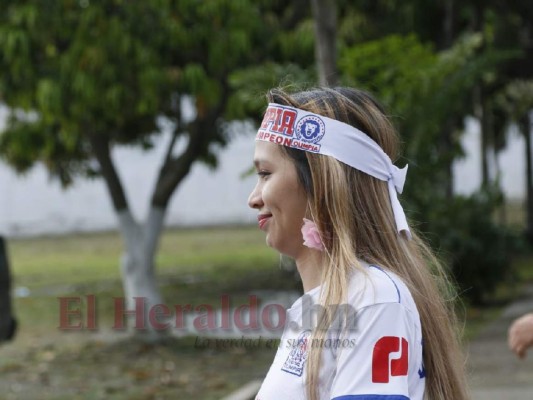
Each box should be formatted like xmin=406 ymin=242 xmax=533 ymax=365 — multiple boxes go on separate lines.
xmin=247 ymin=184 xmax=263 ymax=209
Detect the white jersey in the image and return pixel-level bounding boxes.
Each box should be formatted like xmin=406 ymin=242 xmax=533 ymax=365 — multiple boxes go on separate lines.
xmin=256 ymin=264 xmax=425 ymax=400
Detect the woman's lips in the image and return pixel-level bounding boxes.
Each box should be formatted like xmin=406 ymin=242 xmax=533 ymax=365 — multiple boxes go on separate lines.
xmin=257 ymin=214 xmax=272 ymax=229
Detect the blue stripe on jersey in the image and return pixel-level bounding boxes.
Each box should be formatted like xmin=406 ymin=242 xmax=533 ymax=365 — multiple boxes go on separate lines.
xmin=332 ymin=395 xmax=409 ymax=400
xmin=369 ymin=264 xmax=401 ymax=303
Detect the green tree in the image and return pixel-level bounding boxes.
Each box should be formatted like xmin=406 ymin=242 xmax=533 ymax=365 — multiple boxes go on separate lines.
xmin=341 ymin=33 xmax=512 ymax=208
xmin=0 ymin=0 xmax=313 ymax=336
xmin=343 ymin=0 xmax=533 ymax=221
xmin=311 ymin=0 xmax=338 ymax=86
xmin=340 ymin=34 xmax=518 ymax=303
xmin=497 ymin=80 xmax=533 ymax=241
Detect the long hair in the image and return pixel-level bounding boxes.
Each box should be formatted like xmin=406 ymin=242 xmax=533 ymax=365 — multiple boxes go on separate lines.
xmin=267 ymin=87 xmax=469 ymax=400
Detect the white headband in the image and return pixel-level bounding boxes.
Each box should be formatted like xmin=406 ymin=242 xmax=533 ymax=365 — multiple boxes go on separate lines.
xmin=256 ymin=103 xmax=411 ymax=239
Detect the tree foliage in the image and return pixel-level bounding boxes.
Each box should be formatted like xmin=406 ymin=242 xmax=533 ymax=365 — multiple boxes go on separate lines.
xmin=0 ymin=1 xmax=314 ymax=190
xmin=341 ymin=33 xmax=515 ymax=206
xmin=0 ymin=0 xmax=532 ymax=305
xmin=0 ymin=0 xmax=319 ymax=318
xmin=336 ymin=1 xmax=532 ymax=303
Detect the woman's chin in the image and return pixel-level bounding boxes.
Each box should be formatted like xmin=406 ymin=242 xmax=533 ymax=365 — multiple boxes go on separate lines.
xmin=265 ymin=235 xmax=280 ymax=252
xmin=266 ymin=236 xmax=293 ymax=257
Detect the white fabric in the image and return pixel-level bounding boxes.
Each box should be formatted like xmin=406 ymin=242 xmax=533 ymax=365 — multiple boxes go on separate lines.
xmin=255 ymin=264 xmax=425 ymax=400
xmin=256 ymin=103 xmax=411 ymax=239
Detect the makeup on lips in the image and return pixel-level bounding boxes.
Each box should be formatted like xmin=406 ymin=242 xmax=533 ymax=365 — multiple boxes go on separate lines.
xmin=257 ymin=214 xmax=272 ymax=229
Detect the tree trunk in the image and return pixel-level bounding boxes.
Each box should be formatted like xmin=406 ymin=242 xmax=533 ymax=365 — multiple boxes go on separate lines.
xmin=438 ymin=0 xmax=456 ymax=198
xmin=470 ymin=5 xmax=491 ymax=188
xmin=481 ymin=99 xmax=491 ymax=187
xmin=311 ymin=0 xmax=338 ymax=86
xmin=473 ymin=86 xmax=490 ymax=187
xmin=494 ymin=147 xmax=507 ymax=226
xmin=89 ymin=90 xmax=230 ymax=338
xmin=0 ymin=236 xmax=16 ymax=343
xmin=117 ymin=208 xmax=167 ymax=339
xmin=522 ymin=114 xmax=533 ymax=244
xmin=88 ymin=134 xmax=168 ymax=338
xmin=440 ymin=119 xmax=455 ymax=199
xmin=442 ymin=0 xmax=454 ymax=49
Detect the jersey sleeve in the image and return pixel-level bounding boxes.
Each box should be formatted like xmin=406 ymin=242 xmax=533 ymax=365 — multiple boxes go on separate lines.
xmin=329 ymin=302 xmax=420 ymax=400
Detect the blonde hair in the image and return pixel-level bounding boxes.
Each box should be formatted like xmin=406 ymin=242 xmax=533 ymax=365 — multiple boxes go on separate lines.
xmin=267 ymin=87 xmax=469 ymax=400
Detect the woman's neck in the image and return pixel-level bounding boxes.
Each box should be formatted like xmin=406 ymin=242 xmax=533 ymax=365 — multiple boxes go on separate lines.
xmin=295 ymin=248 xmax=325 ymax=293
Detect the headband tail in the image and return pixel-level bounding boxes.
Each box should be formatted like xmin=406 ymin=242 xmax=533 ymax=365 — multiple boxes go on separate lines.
xmin=388 ymin=179 xmax=412 ymax=239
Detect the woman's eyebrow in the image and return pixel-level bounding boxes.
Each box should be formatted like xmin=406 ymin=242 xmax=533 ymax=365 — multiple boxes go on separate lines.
xmin=254 ymin=158 xmax=267 ymax=168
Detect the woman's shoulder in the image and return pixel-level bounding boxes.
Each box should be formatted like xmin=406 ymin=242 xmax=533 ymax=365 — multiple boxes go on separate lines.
xmin=347 ymin=262 xmax=419 ymax=318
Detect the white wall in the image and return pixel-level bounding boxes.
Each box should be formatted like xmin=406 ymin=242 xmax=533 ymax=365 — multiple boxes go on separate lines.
xmin=0 ymin=106 xmax=527 ymax=237
xmin=453 ymin=117 xmax=526 ymax=199
xmin=0 ymin=105 xmax=258 ymax=237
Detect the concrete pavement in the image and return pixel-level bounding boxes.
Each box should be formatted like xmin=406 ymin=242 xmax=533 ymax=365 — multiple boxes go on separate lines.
xmin=468 ymin=285 xmax=533 ymax=399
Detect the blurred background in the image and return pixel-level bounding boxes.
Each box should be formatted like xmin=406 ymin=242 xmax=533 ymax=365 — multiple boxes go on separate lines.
xmin=0 ymin=1 xmax=532 ymax=399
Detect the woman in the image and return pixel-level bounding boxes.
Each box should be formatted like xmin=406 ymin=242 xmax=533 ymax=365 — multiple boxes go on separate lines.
xmin=248 ymin=87 xmax=469 ymax=400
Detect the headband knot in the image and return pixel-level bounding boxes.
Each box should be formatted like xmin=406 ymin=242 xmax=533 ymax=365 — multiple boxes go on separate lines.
xmin=391 ymin=164 xmax=408 ymax=194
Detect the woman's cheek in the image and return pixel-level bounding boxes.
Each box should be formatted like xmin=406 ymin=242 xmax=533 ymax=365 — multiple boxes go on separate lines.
xmin=262 ymin=184 xmax=273 ymax=210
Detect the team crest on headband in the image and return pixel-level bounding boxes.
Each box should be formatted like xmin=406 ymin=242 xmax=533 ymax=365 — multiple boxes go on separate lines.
xmin=296 ymin=115 xmax=325 ymax=144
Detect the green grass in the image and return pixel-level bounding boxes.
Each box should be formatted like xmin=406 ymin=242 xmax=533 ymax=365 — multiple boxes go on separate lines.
xmin=8 ymin=225 xmax=281 ymax=289
xmin=461 ymin=251 xmax=533 ymax=341
xmin=514 ymin=254 xmax=533 ymax=282
xmin=497 ymin=199 xmax=526 ymax=230
xmin=461 ymin=303 xmax=505 ymax=341
xmin=3 ymin=225 xmax=532 ymax=399
xmin=458 ymin=199 xmax=529 ymax=341
xmin=1 ymin=225 xmax=296 ymax=400
xmin=7 ymin=225 xmax=302 ymax=337
xmin=0 ymin=335 xmax=278 ymax=400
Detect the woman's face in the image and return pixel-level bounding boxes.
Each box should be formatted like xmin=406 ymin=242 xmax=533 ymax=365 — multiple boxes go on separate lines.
xmin=248 ymin=141 xmax=308 ymax=258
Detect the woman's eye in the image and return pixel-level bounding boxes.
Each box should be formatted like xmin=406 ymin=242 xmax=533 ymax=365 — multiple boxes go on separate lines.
xmin=257 ymin=171 xmax=271 ymax=178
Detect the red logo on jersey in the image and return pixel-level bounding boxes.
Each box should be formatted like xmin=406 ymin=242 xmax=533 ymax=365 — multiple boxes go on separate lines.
xmin=372 ymin=336 xmax=409 ymax=383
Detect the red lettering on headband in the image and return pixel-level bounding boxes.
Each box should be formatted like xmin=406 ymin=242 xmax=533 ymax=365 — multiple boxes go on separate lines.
xmin=260 ymin=107 xmax=296 ymax=137
xmin=272 ymin=108 xmax=283 ymax=132
xmin=257 ymin=131 xmax=294 ymax=147
xmin=277 ymin=109 xmax=296 ymax=136
xmin=260 ymin=107 xmax=277 ymax=130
